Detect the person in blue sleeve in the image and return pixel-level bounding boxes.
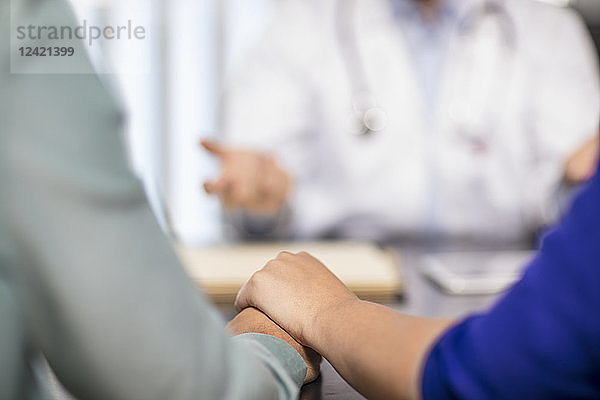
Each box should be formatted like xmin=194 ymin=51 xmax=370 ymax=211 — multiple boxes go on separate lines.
xmin=238 ymin=146 xmax=600 ymax=399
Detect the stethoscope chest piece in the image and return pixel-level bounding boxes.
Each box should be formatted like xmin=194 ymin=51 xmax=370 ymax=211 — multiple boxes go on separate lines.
xmin=351 ymin=93 xmax=388 ymax=136
xmin=362 ymin=107 xmax=388 ymax=134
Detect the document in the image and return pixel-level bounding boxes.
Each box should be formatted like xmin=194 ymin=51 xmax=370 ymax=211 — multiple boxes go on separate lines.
xmin=176 ymin=241 xmax=403 ymax=304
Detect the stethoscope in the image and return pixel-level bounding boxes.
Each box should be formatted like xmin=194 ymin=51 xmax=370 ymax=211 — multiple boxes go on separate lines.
xmin=336 ymin=0 xmax=516 ymax=138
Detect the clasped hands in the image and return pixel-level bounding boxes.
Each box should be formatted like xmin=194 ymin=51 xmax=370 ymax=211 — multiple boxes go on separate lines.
xmin=227 ymin=251 xmax=360 ymax=385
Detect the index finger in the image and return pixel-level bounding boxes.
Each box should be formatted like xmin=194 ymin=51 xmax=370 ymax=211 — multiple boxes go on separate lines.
xmin=234 ymin=278 xmax=255 ymax=312
xmin=200 ymin=140 xmax=226 ymax=158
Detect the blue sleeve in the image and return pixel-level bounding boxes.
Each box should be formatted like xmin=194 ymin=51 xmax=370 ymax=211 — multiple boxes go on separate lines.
xmin=422 ymin=166 xmax=600 ymax=400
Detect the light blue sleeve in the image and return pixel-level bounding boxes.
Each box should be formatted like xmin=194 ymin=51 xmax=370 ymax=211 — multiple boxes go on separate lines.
xmin=234 ymin=334 xmax=308 ymax=391
xmin=0 ymin=1 xmax=305 ymax=399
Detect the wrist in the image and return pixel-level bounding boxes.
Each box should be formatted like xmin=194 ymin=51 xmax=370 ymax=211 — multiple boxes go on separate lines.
xmin=309 ymin=297 xmax=363 ymax=354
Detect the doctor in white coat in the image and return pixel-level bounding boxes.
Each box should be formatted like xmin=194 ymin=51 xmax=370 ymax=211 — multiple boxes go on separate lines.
xmin=204 ymin=0 xmax=600 ymax=244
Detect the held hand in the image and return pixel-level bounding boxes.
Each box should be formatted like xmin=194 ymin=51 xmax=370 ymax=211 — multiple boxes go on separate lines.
xmin=235 ymin=252 xmax=359 ymax=349
xmin=227 ymin=307 xmax=322 ymax=384
xmin=201 ymin=140 xmax=291 ymax=213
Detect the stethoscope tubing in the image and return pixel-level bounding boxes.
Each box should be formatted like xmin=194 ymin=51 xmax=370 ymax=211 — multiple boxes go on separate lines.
xmin=335 ymin=0 xmax=516 ymax=137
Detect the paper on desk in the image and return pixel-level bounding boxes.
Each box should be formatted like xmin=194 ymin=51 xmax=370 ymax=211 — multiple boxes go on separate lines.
xmin=175 ymin=241 xmax=402 ymax=304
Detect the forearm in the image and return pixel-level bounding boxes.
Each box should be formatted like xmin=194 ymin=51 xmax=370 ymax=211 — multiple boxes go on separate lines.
xmin=312 ymin=300 xmax=452 ymax=400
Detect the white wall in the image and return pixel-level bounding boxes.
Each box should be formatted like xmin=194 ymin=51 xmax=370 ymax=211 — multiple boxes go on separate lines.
xmin=164 ymin=0 xmax=223 ymax=245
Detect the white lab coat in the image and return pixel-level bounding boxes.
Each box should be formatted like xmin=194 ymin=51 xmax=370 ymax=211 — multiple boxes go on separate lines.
xmin=223 ymin=0 xmax=600 ymax=242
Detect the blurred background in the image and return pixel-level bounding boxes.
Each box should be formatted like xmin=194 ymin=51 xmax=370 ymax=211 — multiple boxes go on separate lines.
xmin=67 ymin=0 xmax=600 ymax=247
xmin=68 ymin=0 xmax=282 ymax=245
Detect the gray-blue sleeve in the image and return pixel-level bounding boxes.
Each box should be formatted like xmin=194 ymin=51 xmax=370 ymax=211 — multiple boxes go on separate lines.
xmin=0 ymin=1 xmax=305 ymax=399
xmin=234 ymin=334 xmax=308 ymax=390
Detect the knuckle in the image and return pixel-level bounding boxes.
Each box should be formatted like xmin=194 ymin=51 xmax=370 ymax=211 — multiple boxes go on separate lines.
xmin=251 ymin=268 xmax=273 ymax=286
xmin=250 ymin=269 xmax=264 ymax=284
xmin=264 ymin=260 xmax=280 ymax=271
xmin=241 ymin=274 xmax=261 ymax=297
xmin=277 ymin=251 xmax=294 ymax=259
